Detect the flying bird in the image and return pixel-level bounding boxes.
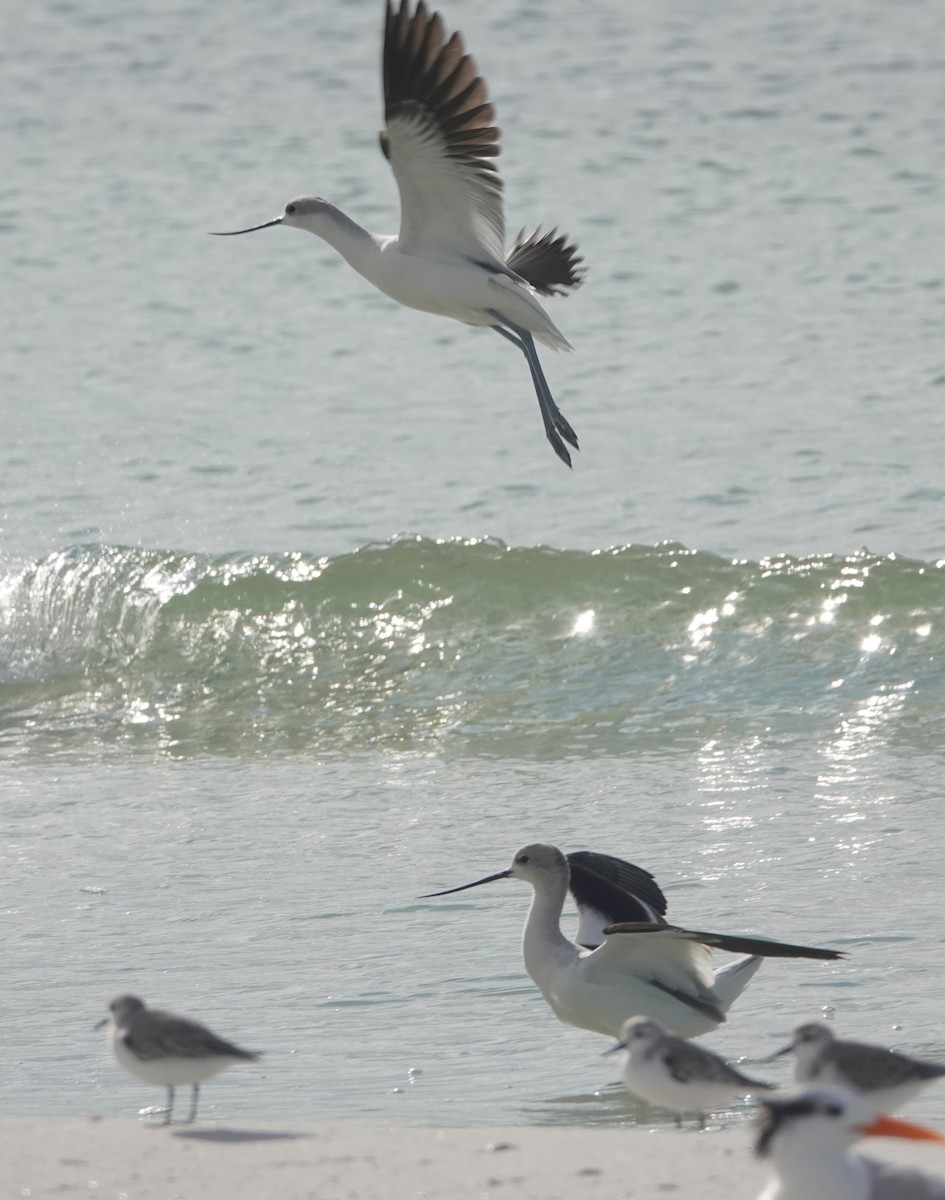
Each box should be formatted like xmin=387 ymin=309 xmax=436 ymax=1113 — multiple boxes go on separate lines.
xmin=213 ymin=1 xmax=585 ymax=467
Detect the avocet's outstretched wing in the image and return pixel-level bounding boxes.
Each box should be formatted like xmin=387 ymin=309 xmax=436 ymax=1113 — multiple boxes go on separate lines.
xmin=380 ymin=0 xmax=505 ymax=265
xmin=583 ymin=924 xmax=722 ymax=1019
xmin=566 ymin=850 xmax=668 ymax=949
xmin=585 ymin=923 xmax=842 ymax=1023
xmin=603 ymin=922 xmax=842 ymax=962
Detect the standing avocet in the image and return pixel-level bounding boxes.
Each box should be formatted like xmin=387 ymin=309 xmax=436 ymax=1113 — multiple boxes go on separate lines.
xmin=213 ymin=1 xmax=585 ymax=467
xmin=423 ymin=843 xmax=843 ymax=1039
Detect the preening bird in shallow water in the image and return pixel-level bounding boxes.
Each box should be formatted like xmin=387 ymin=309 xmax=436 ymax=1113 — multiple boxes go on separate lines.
xmin=97 ymin=993 xmax=261 ymax=1124
xmin=771 ymin=1020 xmax=945 ymax=1114
xmin=422 ymin=843 xmax=843 ymax=1039
xmin=754 ymin=1085 xmax=945 ymax=1200
xmin=213 ymin=0 xmax=585 ymax=467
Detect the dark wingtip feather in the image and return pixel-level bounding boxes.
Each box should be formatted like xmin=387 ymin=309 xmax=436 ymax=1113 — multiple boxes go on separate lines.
xmin=383 ymin=0 xmax=502 ymax=172
xmin=567 ymin=850 xmax=668 ymax=922
xmin=506 ymin=226 xmax=586 ymax=296
xmin=602 ymin=922 xmax=844 ymax=961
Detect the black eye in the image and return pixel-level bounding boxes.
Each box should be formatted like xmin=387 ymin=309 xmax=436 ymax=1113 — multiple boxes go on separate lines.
xmin=286 ymin=203 xmax=296 ymax=215
xmin=824 ymin=1104 xmax=842 ymax=1117
xmin=517 ymin=854 xmax=529 ymax=864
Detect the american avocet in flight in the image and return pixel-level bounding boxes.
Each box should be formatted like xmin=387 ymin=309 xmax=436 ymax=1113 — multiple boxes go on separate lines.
xmin=212 ymin=1 xmax=585 ymax=467
xmin=423 ymin=843 xmax=843 ymax=1039
xmin=771 ymin=1022 xmax=945 ymax=1114
xmin=96 ymin=993 xmax=261 ymax=1123
xmin=605 ymin=1016 xmax=775 ymax=1127
xmin=754 ymin=1085 xmax=945 ymax=1200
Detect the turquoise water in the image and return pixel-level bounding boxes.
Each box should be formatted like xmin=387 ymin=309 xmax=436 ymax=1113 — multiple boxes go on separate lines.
xmin=3 ymin=540 xmax=945 ymax=760
xmin=3 ymin=0 xmax=945 ymax=1128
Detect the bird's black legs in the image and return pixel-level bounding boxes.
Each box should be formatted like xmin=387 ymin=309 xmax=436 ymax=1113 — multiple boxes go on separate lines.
xmin=488 ymin=311 xmax=579 ymax=468
xmin=151 ymin=1083 xmax=197 ymax=1124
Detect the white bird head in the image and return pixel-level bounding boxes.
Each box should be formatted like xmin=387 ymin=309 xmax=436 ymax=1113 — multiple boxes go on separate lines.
xmin=420 ymin=842 xmax=570 ymax=898
xmin=604 ymin=1016 xmax=666 ymax=1057
xmin=771 ymin=1020 xmax=836 ymax=1067
xmin=280 ymin=196 xmax=332 ymax=231
xmin=96 ymin=992 xmax=145 ymax=1030
xmin=506 ymin=843 xmax=569 ymax=885
xmin=210 ymin=196 xmax=332 ymax=238
xmin=755 ymin=1085 xmax=945 ymax=1159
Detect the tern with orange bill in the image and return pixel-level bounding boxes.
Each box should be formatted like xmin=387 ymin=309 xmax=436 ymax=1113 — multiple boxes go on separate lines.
xmin=754 ymin=1085 xmax=945 ymax=1200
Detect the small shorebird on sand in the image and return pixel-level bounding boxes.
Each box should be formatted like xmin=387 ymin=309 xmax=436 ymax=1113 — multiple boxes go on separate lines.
xmin=97 ymin=993 xmax=261 ymax=1124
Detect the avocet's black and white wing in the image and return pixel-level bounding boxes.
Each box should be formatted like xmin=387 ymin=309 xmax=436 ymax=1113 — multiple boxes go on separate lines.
xmin=603 ymin=922 xmax=843 ymax=961
xmin=381 ymin=0 xmax=505 ymax=264
xmin=566 ymin=850 xmax=668 ymax=949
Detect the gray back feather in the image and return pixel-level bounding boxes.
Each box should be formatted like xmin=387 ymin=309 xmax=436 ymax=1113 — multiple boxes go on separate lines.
xmin=124 ymin=1007 xmax=259 ymax=1063
xmin=832 ymin=1041 xmax=945 ymax=1089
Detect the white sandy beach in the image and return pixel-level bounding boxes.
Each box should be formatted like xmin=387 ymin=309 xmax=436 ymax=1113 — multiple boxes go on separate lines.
xmin=6 ymin=1117 xmax=945 ymax=1199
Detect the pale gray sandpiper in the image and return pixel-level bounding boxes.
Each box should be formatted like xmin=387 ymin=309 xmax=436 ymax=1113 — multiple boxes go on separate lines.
xmin=97 ymin=993 xmax=261 ymax=1124
xmin=423 ymin=842 xmax=843 ymax=1039
xmin=773 ymin=1021 xmax=945 ymax=1113
xmin=754 ymin=1085 xmax=945 ymax=1200
xmin=605 ymin=1015 xmax=775 ymax=1127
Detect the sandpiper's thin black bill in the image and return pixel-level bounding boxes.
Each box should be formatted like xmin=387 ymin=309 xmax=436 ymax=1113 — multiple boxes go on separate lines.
xmin=420 ymin=868 xmax=512 ymax=898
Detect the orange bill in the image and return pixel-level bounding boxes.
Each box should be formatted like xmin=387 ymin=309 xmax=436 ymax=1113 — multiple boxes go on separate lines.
xmin=859 ymin=1114 xmax=945 ymax=1143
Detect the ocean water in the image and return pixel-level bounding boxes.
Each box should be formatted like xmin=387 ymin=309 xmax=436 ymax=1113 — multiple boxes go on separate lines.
xmin=3 ymin=0 xmax=945 ymax=1129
